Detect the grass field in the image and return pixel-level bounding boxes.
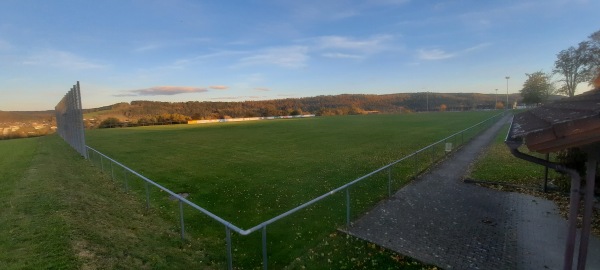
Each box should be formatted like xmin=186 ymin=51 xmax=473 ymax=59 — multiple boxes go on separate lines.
xmin=84 ymin=111 xmax=500 ymax=268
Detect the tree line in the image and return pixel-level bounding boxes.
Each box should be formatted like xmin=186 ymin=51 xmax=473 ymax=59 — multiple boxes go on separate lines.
xmin=87 ymin=92 xmax=511 ymax=128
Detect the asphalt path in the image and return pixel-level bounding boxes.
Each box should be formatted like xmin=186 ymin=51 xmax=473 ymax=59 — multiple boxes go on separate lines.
xmin=348 ymin=114 xmax=600 ymax=269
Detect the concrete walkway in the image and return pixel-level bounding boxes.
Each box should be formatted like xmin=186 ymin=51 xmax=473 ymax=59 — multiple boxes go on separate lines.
xmin=348 ymin=114 xmax=600 ymax=269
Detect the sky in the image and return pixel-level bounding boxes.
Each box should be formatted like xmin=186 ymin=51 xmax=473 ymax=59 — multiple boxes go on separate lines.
xmin=1 ymin=0 xmax=599 ymax=111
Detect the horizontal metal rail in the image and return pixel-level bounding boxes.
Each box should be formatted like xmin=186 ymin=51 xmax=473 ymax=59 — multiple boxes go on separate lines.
xmin=85 ymin=146 xmax=246 ymax=235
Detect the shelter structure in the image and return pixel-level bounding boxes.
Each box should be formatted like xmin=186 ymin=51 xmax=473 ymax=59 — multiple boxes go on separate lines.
xmin=506 ymin=75 xmax=600 ymax=270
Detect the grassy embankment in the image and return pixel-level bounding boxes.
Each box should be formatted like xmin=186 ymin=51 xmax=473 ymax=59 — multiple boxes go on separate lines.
xmin=0 ymin=136 xmax=216 ymax=269
xmin=84 ymin=111 xmax=498 ymax=268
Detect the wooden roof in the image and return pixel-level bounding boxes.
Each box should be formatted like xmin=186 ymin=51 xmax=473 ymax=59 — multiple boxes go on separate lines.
xmin=508 ymin=88 xmax=600 ymax=153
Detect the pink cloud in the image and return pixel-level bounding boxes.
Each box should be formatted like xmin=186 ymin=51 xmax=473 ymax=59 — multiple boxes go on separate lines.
xmin=209 ymin=85 xmax=229 ymax=90
xmin=129 ymin=86 xmax=208 ymax=96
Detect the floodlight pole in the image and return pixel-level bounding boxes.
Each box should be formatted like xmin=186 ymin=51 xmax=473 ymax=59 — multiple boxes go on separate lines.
xmin=505 ymin=76 xmax=510 ymax=109
xmin=495 ymin=89 xmax=498 ymax=110
xmin=426 ymin=91 xmax=429 ymax=112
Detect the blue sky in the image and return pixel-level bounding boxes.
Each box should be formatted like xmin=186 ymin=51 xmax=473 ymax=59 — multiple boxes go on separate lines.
xmin=1 ymin=0 xmax=599 ymax=111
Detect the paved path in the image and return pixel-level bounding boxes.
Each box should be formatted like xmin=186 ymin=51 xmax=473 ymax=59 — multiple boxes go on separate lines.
xmin=348 ymin=114 xmax=600 ymax=269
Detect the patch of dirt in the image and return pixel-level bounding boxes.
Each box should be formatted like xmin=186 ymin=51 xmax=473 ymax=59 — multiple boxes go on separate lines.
xmin=72 ymin=240 xmax=97 ymax=270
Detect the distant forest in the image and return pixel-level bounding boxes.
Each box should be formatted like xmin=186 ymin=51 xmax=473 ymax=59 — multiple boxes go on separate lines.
xmin=1 ymin=92 xmax=526 ymax=129
xmin=84 ymin=92 xmax=521 ymax=124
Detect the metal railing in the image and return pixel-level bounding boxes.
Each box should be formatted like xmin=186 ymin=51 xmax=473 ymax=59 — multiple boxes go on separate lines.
xmin=85 ymin=111 xmax=505 ymax=269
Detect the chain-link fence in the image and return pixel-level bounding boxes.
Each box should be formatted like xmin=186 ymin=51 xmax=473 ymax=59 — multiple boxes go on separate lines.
xmin=55 ymin=81 xmax=87 ymax=159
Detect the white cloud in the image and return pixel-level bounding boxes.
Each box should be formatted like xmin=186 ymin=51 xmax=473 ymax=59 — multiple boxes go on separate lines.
xmin=316 ymin=35 xmax=393 ymax=53
xmin=417 ymin=48 xmax=456 ymax=60
xmin=368 ymin=0 xmax=410 ymax=6
xmin=254 ymin=87 xmax=270 ymax=91
xmin=417 ymin=43 xmax=490 ymax=61
xmin=463 ymin=42 xmax=491 ymax=53
xmin=169 ymin=50 xmax=245 ymax=69
xmin=22 ymin=50 xmax=106 ymax=69
xmin=236 ymin=46 xmax=309 ymax=68
xmin=312 ymin=34 xmax=397 ymax=61
xmin=124 ymin=86 xmax=208 ymax=96
xmin=322 ymin=52 xmax=364 ymax=59
xmin=282 ymin=1 xmax=359 ymax=22
xmin=133 ymin=38 xmax=212 ymax=53
xmin=133 ymin=44 xmax=163 ymax=53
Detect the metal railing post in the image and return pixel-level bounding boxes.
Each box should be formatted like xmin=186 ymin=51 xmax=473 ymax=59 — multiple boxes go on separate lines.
xmin=544 ymin=153 xmax=550 ymax=193
xmin=226 ymin=226 xmax=233 ymax=270
xmin=443 ymin=139 xmax=447 ymax=154
xmin=346 ymin=188 xmax=350 ymax=228
xmin=100 ymin=155 xmax=104 ymax=172
xmin=110 ymin=161 xmax=114 ymax=180
xmin=387 ymin=167 xmax=392 ymax=197
xmin=124 ymin=168 xmax=129 ymax=192
xmin=179 ymin=200 xmax=185 ymax=240
xmin=413 ymin=151 xmax=418 ymax=176
xmin=429 ymin=145 xmax=434 ymax=163
xmin=262 ymin=226 xmax=268 ymax=270
xmin=144 ymin=181 xmax=150 ymax=209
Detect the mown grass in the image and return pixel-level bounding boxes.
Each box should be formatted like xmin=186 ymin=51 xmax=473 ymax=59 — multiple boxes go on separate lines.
xmin=85 ymin=111 xmax=500 ymax=268
xmin=0 ymin=136 xmax=218 ymax=269
xmin=469 ymin=122 xmax=559 ymax=187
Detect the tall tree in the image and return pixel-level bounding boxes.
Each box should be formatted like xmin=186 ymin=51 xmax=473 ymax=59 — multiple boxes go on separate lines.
xmin=520 ymin=71 xmax=554 ymax=104
xmin=588 ymin=30 xmax=600 ymax=80
xmin=553 ymin=29 xmax=600 ymax=96
xmin=553 ymin=42 xmax=593 ymax=97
